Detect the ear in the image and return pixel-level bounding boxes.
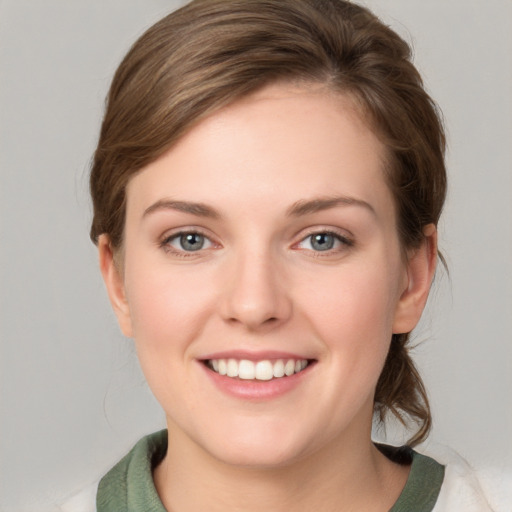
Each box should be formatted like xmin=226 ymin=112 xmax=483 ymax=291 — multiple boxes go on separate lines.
xmin=392 ymin=224 xmax=438 ymax=334
xmin=98 ymin=234 xmax=133 ymax=338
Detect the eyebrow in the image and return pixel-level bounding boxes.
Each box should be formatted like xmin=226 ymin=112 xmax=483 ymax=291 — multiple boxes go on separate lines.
xmin=143 ymin=199 xmax=221 ymax=219
xmin=142 ymin=195 xmax=375 ymax=220
xmin=286 ymin=195 xmax=376 ymax=217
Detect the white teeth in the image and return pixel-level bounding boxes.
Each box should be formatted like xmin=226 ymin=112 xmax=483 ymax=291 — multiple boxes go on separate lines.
xmin=255 ymin=361 xmax=273 ymax=380
xmin=218 ymin=359 xmax=227 ymax=376
xmin=208 ymin=358 xmax=309 ymax=380
xmin=227 ymin=358 xmax=238 ymax=377
xmin=238 ymin=360 xmax=255 ymax=380
xmin=273 ymin=359 xmax=285 ymax=378
xmin=284 ymin=359 xmax=295 ymax=376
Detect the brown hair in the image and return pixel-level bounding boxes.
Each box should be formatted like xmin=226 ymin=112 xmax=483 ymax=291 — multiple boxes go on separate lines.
xmin=90 ymin=0 xmax=446 ymax=446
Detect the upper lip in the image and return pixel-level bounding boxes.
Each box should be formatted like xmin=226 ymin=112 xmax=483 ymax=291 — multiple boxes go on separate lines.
xmin=199 ymin=350 xmax=315 ymax=362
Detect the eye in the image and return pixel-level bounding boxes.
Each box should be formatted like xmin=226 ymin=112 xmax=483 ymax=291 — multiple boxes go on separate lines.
xmin=164 ymin=231 xmax=214 ymax=252
xmin=308 ymin=233 xmax=336 ymax=251
xmin=297 ymin=231 xmax=352 ymax=252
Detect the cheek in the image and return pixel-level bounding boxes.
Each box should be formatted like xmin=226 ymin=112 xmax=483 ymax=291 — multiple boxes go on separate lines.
xmin=124 ymin=260 xmax=218 ymax=352
xmin=123 ymin=269 xmax=203 ymax=403
xmin=302 ymin=260 xmax=400 ymax=327
xmin=298 ymin=261 xmax=401 ymax=366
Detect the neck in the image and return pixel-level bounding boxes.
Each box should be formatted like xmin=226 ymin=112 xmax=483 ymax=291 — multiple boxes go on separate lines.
xmin=153 ymin=422 xmax=409 ymax=512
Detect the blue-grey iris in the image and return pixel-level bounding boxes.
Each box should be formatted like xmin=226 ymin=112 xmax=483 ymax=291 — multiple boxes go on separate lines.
xmin=180 ymin=233 xmax=205 ymax=251
xmin=311 ymin=233 xmax=335 ymax=251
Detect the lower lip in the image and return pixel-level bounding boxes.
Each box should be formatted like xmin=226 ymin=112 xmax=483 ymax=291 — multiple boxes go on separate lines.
xmin=200 ymin=362 xmax=314 ymax=400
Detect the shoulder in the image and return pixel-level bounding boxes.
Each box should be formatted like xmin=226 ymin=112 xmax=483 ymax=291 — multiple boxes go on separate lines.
xmin=59 ymin=429 xmax=168 ymax=512
xmin=418 ymin=444 xmax=512 ymax=512
xmin=58 ymin=438 xmax=512 ymax=512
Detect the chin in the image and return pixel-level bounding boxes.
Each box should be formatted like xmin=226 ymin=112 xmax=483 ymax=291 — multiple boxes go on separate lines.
xmin=196 ymin=419 xmax=314 ymax=469
xmin=212 ymin=442 xmax=304 ymax=469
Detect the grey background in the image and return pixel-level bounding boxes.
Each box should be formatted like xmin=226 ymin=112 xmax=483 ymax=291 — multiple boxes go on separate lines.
xmin=1 ymin=1 xmax=511 ymax=510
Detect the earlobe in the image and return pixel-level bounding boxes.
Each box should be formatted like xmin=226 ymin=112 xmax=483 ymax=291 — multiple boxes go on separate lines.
xmin=98 ymin=234 xmax=133 ymax=338
xmin=392 ymin=224 xmax=438 ymax=334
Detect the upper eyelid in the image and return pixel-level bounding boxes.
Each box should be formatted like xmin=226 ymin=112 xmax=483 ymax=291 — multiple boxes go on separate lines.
xmin=158 ymin=226 xmax=353 ymax=247
xmin=159 ymin=228 xmax=219 ymax=252
xmin=299 ymin=233 xmax=350 ymax=244
xmin=160 ymin=226 xmax=215 ymax=242
xmin=295 ymin=226 xmax=354 ymax=242
xmin=292 ymin=228 xmax=355 ymax=251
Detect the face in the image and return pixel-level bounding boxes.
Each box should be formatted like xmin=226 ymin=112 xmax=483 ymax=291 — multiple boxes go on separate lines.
xmin=100 ymin=83 xmax=433 ymax=468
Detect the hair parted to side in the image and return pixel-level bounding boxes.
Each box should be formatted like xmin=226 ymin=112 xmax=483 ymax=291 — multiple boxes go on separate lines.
xmin=90 ymin=0 xmax=446 ymax=446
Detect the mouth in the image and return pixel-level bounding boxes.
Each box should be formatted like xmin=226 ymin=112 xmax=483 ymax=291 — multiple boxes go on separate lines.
xmin=203 ymin=358 xmax=314 ymax=381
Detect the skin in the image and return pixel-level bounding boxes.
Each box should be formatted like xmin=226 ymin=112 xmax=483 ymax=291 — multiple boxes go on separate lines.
xmin=99 ymin=83 xmax=437 ymax=511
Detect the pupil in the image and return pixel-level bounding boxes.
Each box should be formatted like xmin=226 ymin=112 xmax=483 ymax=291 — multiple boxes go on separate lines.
xmin=312 ymin=233 xmax=334 ymax=251
xmin=181 ymin=233 xmax=204 ymax=251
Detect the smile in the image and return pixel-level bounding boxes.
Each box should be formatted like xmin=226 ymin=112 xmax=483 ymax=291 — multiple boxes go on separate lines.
xmin=206 ymin=358 xmax=310 ymax=381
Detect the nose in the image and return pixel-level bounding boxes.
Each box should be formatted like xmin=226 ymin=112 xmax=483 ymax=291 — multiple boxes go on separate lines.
xmin=219 ymin=248 xmax=292 ymax=331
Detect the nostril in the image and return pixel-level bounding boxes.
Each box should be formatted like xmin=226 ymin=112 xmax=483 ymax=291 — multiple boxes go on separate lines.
xmin=226 ymin=315 xmax=278 ymax=326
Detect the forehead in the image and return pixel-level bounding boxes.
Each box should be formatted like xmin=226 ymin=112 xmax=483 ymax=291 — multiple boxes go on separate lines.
xmin=125 ymin=83 xmax=393 ymax=221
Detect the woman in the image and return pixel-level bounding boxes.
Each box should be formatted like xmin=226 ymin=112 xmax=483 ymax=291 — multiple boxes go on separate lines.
xmin=68 ymin=0 xmax=494 ymax=510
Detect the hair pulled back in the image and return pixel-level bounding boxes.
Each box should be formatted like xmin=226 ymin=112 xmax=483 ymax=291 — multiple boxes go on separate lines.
xmin=90 ymin=0 xmax=446 ymax=446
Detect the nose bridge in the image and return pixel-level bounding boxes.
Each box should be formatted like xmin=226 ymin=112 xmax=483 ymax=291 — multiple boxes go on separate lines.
xmin=221 ymin=241 xmax=291 ymax=329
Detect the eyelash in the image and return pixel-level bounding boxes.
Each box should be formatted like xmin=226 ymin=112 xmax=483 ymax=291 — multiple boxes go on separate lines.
xmin=159 ymin=228 xmax=354 ymax=257
xmin=159 ymin=229 xmax=216 ymax=257
xmin=294 ymin=229 xmax=354 ymax=256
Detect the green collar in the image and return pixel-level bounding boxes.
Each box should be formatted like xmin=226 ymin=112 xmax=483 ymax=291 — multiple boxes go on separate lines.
xmin=97 ymin=430 xmax=444 ymax=512
xmin=97 ymin=430 xmax=168 ymax=512
xmin=382 ymin=444 xmax=445 ymax=511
